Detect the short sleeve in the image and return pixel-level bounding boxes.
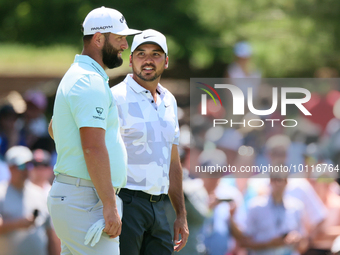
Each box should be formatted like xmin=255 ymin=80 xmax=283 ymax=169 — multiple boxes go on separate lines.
xmin=68 ymin=75 xmax=110 ymax=130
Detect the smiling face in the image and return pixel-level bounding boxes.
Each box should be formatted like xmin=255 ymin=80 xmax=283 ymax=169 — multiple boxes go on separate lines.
xmin=130 ymin=43 xmax=168 ymax=83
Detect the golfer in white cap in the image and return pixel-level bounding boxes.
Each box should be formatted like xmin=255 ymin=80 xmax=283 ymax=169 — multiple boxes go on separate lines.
xmin=111 ymin=29 xmax=189 ymax=254
xmin=47 ymin=6 xmax=140 ymax=254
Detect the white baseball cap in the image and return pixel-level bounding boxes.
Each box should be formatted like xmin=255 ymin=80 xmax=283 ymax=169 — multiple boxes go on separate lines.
xmin=5 ymin=146 xmax=33 ymax=167
xmin=131 ymin=29 xmax=168 ymax=54
xmin=234 ymin=41 xmax=252 ymax=58
xmin=83 ymin=6 xmax=141 ymax=36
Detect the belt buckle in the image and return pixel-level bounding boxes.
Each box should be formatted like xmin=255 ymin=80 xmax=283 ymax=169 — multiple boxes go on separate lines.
xmin=115 ymin=188 xmax=121 ymax=195
xmin=149 ymin=195 xmax=157 ymax=203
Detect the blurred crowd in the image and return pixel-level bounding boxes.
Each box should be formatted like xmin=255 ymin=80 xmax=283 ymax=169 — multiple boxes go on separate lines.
xmin=0 ymin=90 xmax=59 ymax=255
xmin=166 ymin=42 xmax=340 ymax=255
xmin=1 ymin=42 xmax=340 ymax=255
xmin=0 ymin=90 xmax=55 ymax=182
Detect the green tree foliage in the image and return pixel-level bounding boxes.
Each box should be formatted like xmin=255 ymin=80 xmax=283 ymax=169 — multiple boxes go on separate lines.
xmin=1 ymin=0 xmax=340 ymax=77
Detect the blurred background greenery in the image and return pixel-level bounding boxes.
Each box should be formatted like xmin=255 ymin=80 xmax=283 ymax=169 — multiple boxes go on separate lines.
xmin=1 ymin=0 xmax=340 ymax=78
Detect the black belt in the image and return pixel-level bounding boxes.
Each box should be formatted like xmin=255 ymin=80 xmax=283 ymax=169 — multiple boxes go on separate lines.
xmin=120 ymin=188 xmax=165 ymax=203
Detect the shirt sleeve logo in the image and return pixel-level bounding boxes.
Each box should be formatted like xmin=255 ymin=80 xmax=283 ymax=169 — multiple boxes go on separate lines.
xmin=93 ymin=107 xmax=105 ymax=120
xmin=96 ymin=107 xmax=104 ymax=116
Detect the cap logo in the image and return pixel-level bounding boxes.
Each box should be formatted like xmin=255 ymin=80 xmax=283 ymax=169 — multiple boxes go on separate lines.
xmin=91 ymin=25 xmax=113 ymax=31
xmin=120 ymin=16 xmax=126 ymax=23
xmin=143 ymin=35 xmax=155 ymax=39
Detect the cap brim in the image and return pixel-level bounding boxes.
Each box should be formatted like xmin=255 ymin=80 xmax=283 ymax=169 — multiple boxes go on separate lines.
xmin=131 ymin=41 xmax=167 ymax=54
xmin=116 ymin=28 xmax=142 ymax=36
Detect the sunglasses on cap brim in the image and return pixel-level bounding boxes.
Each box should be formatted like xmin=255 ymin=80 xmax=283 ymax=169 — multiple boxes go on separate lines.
xmin=16 ymin=162 xmax=33 ymax=171
xmin=33 ymin=162 xmax=50 ymax=167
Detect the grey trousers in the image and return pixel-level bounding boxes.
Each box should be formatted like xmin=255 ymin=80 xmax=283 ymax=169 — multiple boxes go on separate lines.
xmin=47 ymin=180 xmax=122 ymax=255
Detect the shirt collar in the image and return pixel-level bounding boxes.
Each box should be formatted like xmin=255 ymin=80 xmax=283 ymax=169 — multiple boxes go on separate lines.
xmin=125 ymin=74 xmax=166 ymax=95
xmin=74 ymin=55 xmax=109 ymax=82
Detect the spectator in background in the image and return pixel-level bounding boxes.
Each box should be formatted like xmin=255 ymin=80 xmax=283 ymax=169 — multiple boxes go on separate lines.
xmin=306 ymin=173 xmax=340 ymax=255
xmin=225 ymin=41 xmax=262 ymax=99
xmin=265 ymin=134 xmax=327 ymax=253
xmin=0 ymin=104 xmax=25 ymax=183
xmin=19 ymin=90 xmax=49 ymax=150
xmin=204 ymin=179 xmax=245 ymax=255
xmin=0 ymin=146 xmax=60 ymax=255
xmin=0 ymin=104 xmax=25 ymax=158
xmin=242 ymin=173 xmax=306 ymax=255
xmin=189 ymin=116 xmax=210 ymax=177
xmin=197 ymin=148 xmax=235 ymax=255
xmin=265 ymin=134 xmax=291 ymax=167
xmin=29 ymin=149 xmax=53 ymax=198
xmin=214 ymin=128 xmax=255 ymax=207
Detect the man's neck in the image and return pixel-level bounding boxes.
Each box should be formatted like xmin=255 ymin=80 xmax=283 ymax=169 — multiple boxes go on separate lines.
xmin=271 ymin=193 xmax=284 ymax=204
xmin=31 ymin=179 xmax=46 ymax=189
xmin=81 ymin=49 xmax=106 ymax=71
xmin=132 ymin=74 xmax=160 ymax=96
xmin=10 ymin=181 xmax=24 ymax=191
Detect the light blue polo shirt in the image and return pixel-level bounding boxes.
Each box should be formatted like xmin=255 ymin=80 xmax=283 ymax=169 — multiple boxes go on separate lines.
xmin=52 ymin=55 xmax=127 ymax=188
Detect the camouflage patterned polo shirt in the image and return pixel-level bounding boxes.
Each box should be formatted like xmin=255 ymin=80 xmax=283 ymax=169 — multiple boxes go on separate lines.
xmin=111 ymin=74 xmax=180 ymax=195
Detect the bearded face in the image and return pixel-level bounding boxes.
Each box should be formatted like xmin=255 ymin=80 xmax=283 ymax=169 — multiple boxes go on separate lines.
xmin=102 ymin=35 xmax=123 ymax=69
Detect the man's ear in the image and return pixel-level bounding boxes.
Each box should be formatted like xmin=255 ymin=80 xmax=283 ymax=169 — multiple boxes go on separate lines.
xmin=92 ymin=32 xmax=105 ymax=48
xmin=129 ymin=54 xmax=132 ymax=67
xmin=164 ymin=56 xmax=169 ymax=69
